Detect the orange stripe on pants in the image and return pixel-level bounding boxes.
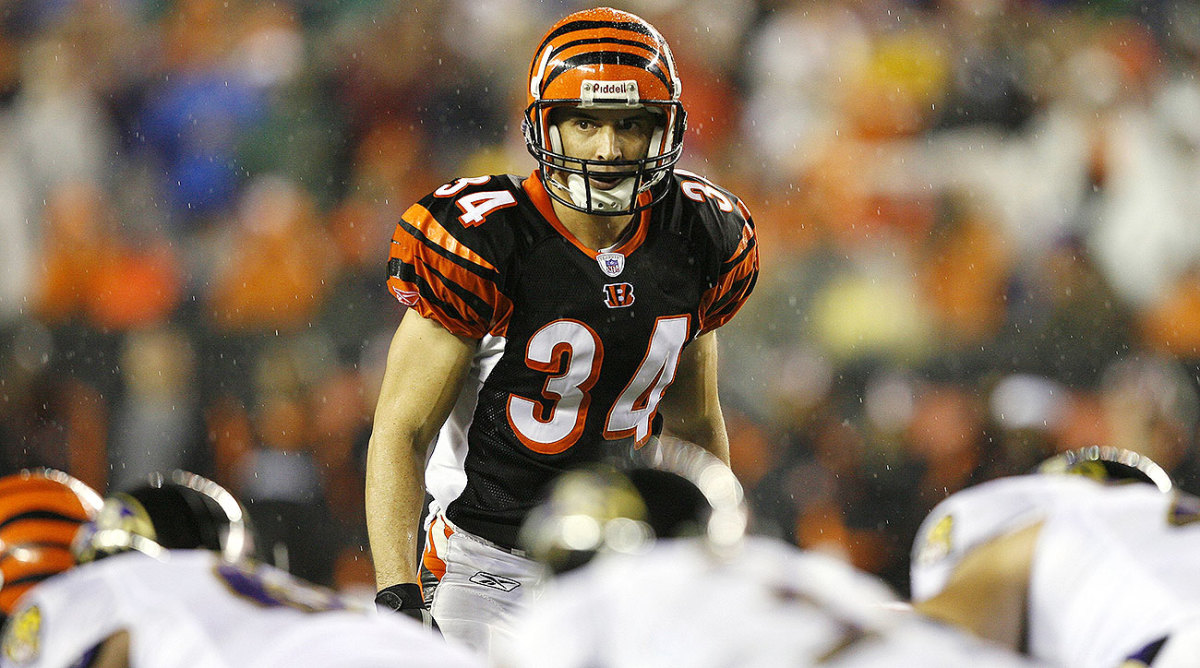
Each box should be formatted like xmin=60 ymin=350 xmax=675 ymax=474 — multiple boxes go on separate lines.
xmin=422 ymin=514 xmax=455 ymax=581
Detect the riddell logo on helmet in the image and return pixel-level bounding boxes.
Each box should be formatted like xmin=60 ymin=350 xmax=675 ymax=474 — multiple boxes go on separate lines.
xmin=581 ymin=80 xmax=639 ymax=105
xmin=584 ymin=82 xmax=632 ymax=95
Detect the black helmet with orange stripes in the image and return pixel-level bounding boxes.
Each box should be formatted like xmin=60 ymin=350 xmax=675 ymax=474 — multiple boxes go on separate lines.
xmin=73 ymin=470 xmax=259 ymax=564
xmin=523 ymin=7 xmax=686 ymax=216
xmin=0 ymin=469 xmax=103 ymax=618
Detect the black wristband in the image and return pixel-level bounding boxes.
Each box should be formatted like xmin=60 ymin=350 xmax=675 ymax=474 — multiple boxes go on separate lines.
xmin=375 ymin=582 xmax=425 ymax=612
xmin=375 ymin=582 xmax=437 ymax=630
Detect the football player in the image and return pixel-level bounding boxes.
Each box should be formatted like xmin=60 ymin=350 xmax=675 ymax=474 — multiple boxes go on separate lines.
xmin=366 ymin=6 xmax=759 ymax=655
xmin=496 ymin=440 xmax=1046 ymax=667
xmin=0 ymin=469 xmax=102 ymax=624
xmin=911 ymin=446 xmax=1200 ymax=666
xmin=1 ymin=471 xmax=484 ymax=668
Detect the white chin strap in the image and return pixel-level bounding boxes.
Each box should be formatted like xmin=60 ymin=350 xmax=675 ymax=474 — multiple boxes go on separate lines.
xmin=547 ymin=124 xmax=637 ymax=213
xmin=564 ymin=173 xmax=635 ymax=212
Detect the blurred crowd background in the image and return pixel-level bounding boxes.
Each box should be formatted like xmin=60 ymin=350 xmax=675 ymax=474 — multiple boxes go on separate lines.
xmin=3 ymin=0 xmax=1200 ymax=597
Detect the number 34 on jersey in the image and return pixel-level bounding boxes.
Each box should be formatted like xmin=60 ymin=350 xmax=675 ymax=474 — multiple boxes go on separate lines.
xmin=509 ymin=315 xmax=689 ymax=454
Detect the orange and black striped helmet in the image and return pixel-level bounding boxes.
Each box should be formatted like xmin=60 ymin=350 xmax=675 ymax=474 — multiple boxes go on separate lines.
xmin=0 ymin=469 xmax=102 ymax=616
xmin=523 ymin=7 xmax=686 ymax=216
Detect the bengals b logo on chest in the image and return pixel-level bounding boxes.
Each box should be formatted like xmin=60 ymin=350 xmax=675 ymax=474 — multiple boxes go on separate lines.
xmin=603 ymin=282 xmax=635 ymax=308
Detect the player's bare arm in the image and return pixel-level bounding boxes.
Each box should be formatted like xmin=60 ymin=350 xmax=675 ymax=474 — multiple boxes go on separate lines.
xmin=658 ymin=331 xmax=730 ymax=465
xmin=915 ymin=521 xmax=1041 ymax=650
xmin=87 ymin=630 xmax=131 ymax=668
xmin=366 ymin=309 xmax=478 ymax=589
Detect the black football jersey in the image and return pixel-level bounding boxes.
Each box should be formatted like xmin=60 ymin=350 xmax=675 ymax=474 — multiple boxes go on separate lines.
xmin=386 ymin=170 xmax=758 ymax=547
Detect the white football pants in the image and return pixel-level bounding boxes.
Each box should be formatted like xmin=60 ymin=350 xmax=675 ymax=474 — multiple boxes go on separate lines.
xmin=423 ymin=511 xmax=549 ymax=657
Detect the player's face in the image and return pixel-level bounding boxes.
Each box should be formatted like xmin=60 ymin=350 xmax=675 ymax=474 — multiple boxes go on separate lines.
xmin=553 ymin=107 xmax=657 ymax=188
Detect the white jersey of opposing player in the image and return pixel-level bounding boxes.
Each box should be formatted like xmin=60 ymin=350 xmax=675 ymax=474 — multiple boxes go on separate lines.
xmin=0 ymin=550 xmax=484 ymax=668
xmin=1029 ymin=483 xmax=1200 ymax=667
xmin=911 ymin=473 xmax=1200 ymax=667
xmin=909 ymin=473 xmax=1102 ymax=602
xmin=498 ymin=536 xmax=1043 ymax=667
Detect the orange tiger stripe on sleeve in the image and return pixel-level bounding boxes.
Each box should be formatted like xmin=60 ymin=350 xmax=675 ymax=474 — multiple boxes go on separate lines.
xmin=391 ymin=234 xmax=504 ymax=314
xmin=698 ymin=221 xmax=759 ymax=334
xmin=410 ymin=261 xmax=494 ymax=329
xmin=398 ymin=204 xmax=498 ymax=273
xmin=387 ymin=203 xmax=512 ymax=339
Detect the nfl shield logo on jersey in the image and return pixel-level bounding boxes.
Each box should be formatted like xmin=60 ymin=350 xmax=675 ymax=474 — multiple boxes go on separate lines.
xmin=596 ymin=252 xmax=625 ymax=278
